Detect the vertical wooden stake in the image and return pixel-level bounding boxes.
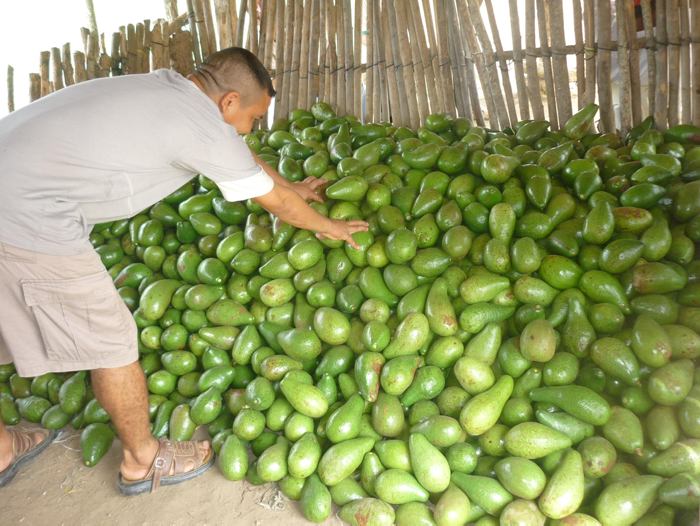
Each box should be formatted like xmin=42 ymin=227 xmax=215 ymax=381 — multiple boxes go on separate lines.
xmin=525 ymin=0 xmax=545 ymax=119
xmin=654 ymin=0 xmax=669 ymax=127
xmin=51 ymin=47 xmax=65 ymax=90
xmin=29 ymin=73 xmax=41 ymax=101
xmin=596 ymin=0 xmax=614 ymax=131
xmin=62 ymin=43 xmax=75 ymax=85
xmin=7 ymin=65 xmax=14 ymax=112
xmin=40 ymin=51 xmax=51 ymax=96
xmin=641 ymin=0 xmax=657 ymax=121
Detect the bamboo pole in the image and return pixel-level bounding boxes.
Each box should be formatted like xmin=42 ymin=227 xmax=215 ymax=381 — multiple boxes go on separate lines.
xmin=353 ymin=0 xmax=362 ymax=120
xmin=525 ymin=0 xmax=545 ymax=119
xmin=548 ymin=0 xmax=572 ymax=123
xmin=248 ymin=0 xmax=259 ymax=55
xmin=87 ymin=29 xmax=99 ymax=78
xmin=143 ymin=20 xmax=152 ymax=72
xmin=326 ymin=0 xmax=338 ymax=110
xmin=127 ymin=24 xmax=138 ymax=74
xmin=366 ymin=0 xmax=375 ymax=120
xmin=435 ymin=0 xmax=456 ymax=116
xmin=409 ymin=0 xmax=439 ymax=115
xmin=421 ymin=0 xmax=447 ymax=113
xmin=40 ymin=51 xmax=50 ymax=97
xmin=62 ymin=43 xmax=75 ymax=85
xmin=667 ymin=0 xmax=681 ymax=126
xmin=73 ymin=51 xmax=88 ymax=83
xmin=508 ymin=0 xmax=529 ymax=119
xmin=342 ymin=0 xmax=354 ymax=116
xmin=446 ymin=0 xmax=467 ymax=118
xmin=110 ymin=32 xmax=122 ymax=75
xmin=484 ymin=0 xmax=518 ymax=124
xmin=654 ymin=0 xmax=669 ymax=127
xmin=406 ymin=2 xmax=430 ymax=122
xmin=535 ymin=0 xmax=559 ymax=128
xmin=391 ymin=0 xmax=419 ymax=127
xmin=229 ymin=0 xmax=239 ymax=45
xmin=135 ymin=23 xmax=146 ymax=74
xmin=381 ymin=0 xmax=402 ymax=124
xmin=203 ymin=0 xmax=218 ymax=55
xmin=464 ymin=30 xmax=484 ymax=124
xmin=289 ymin=0 xmax=304 ymax=112
xmin=692 ymin=0 xmax=700 ymax=124
xmin=214 ymin=0 xmax=234 ymax=48
xmin=318 ymin=0 xmax=328 ymax=105
xmin=281 ymin=0 xmax=295 ymax=117
xmin=459 ymin=0 xmax=500 ymax=128
xmin=273 ymin=0 xmax=286 ymax=120
xmin=150 ymin=23 xmax=167 ymax=70
xmin=186 ymin=0 xmax=203 ymax=66
xmin=85 ymin=0 xmax=99 ymax=36
xmin=259 ymin=0 xmax=268 ymax=67
xmin=624 ymin=0 xmax=642 ymax=122
xmin=29 ymin=73 xmax=41 ymax=101
xmin=193 ymin=0 xmax=211 ymax=60
xmin=572 ymin=0 xmax=585 ymax=109
xmin=335 ymin=0 xmax=346 ymax=114
xmin=262 ymin=0 xmax=277 ymax=72
xmin=97 ymin=33 xmax=110 ymax=78
xmin=51 ymin=47 xmax=64 ymax=90
xmin=308 ymin=0 xmax=320 ymax=106
xmin=597 ymin=0 xmax=614 ymax=132
xmin=298 ymin=0 xmax=312 ymax=109
xmin=469 ymin=0 xmax=513 ymax=128
xmin=583 ymin=0 xmax=596 ymax=106
xmin=641 ymin=0 xmax=656 ymax=121
xmin=374 ymin=0 xmax=388 ymax=122
xmin=679 ymin=0 xmax=691 ymax=123
xmin=165 ymin=0 xmax=178 ymax=20
xmin=7 ymin=65 xmax=14 ymax=112
xmin=616 ymin=0 xmax=633 ymax=133
xmin=236 ymin=0 xmax=247 ymax=47
xmin=387 ymin=0 xmax=412 ymax=126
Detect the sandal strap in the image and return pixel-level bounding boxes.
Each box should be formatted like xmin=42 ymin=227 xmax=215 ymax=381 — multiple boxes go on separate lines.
xmin=9 ymin=429 xmax=45 ymax=459
xmin=150 ymin=440 xmax=175 ymax=493
xmin=148 ymin=439 xmax=208 ymax=493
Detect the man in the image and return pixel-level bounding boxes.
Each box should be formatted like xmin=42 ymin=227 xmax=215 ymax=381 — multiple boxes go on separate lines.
xmin=0 ymin=47 xmax=367 ymax=494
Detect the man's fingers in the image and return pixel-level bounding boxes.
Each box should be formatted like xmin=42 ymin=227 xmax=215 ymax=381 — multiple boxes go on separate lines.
xmin=347 ymin=220 xmax=369 ymax=231
xmin=303 ymin=177 xmax=329 ymax=191
xmin=306 ymin=192 xmax=324 ymax=203
xmin=344 ymin=234 xmax=360 ymax=250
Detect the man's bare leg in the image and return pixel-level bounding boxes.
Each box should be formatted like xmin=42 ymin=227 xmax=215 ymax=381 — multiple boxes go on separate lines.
xmin=91 ymin=361 xmax=210 ymax=480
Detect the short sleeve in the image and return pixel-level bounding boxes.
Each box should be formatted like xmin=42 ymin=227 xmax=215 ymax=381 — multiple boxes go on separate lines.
xmin=176 ymin=126 xmax=274 ymax=202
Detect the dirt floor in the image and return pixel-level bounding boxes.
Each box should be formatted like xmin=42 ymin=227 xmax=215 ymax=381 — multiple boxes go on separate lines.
xmin=3 ymin=424 xmax=343 ymax=526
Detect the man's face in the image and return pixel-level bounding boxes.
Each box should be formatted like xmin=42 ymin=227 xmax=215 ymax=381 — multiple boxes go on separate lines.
xmin=220 ymin=91 xmax=271 ymax=134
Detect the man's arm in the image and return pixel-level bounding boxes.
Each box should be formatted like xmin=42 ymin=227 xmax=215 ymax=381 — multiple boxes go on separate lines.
xmin=254 ymin=183 xmax=367 ymax=249
xmin=253 ymin=152 xmax=326 ymax=203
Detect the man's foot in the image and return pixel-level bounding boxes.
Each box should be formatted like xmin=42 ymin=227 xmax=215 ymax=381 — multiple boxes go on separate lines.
xmin=118 ymin=439 xmax=213 ymax=495
xmin=0 ymin=428 xmax=57 ymax=487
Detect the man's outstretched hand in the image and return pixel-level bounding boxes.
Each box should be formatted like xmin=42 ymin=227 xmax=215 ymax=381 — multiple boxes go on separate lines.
xmin=291 ymin=176 xmax=328 ymax=203
xmin=316 ymin=219 xmax=369 ymax=249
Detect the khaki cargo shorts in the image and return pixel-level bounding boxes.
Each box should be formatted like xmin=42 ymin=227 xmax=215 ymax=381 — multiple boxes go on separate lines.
xmin=0 ymin=241 xmax=138 ymax=377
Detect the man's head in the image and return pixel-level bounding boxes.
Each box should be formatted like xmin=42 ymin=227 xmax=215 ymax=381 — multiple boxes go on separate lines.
xmin=190 ymin=47 xmax=275 ymax=133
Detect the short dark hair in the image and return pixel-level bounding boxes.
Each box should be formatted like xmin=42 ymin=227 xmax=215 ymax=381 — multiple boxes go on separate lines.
xmin=194 ymin=47 xmax=276 ymax=103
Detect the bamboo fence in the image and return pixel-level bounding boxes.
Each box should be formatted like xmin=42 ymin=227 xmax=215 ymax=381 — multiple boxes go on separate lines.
xmin=6 ymin=0 xmax=700 ymax=133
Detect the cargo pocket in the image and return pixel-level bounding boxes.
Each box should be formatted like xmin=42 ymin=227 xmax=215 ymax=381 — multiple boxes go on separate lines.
xmin=21 ymin=271 xmax=130 ymax=363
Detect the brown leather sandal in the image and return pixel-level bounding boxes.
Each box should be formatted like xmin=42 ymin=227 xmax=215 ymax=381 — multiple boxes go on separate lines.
xmin=0 ymin=428 xmax=57 ymax=487
xmin=117 ymin=438 xmax=214 ymax=495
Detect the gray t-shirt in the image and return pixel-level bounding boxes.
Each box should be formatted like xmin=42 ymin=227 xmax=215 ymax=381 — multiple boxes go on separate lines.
xmin=0 ymin=69 xmax=273 ymax=255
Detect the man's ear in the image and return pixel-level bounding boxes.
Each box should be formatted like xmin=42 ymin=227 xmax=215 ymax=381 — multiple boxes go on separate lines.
xmin=219 ymin=91 xmax=242 ymax=115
